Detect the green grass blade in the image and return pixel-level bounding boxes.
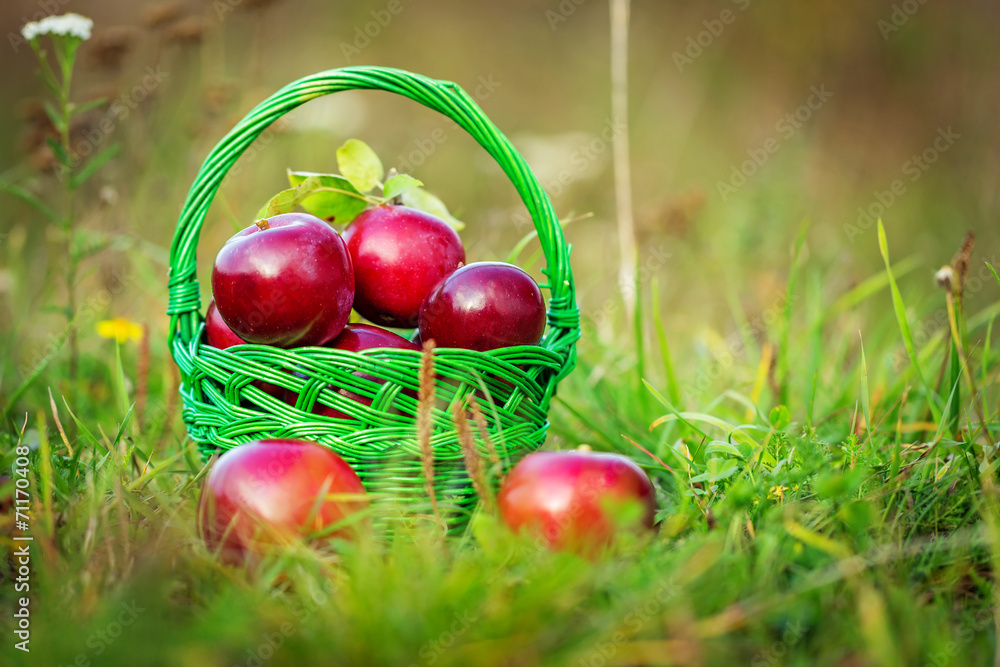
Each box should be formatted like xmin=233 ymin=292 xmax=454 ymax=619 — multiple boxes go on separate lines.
xmin=877 ymin=220 xmax=941 ymax=422
xmin=651 ymin=277 xmax=681 ymax=406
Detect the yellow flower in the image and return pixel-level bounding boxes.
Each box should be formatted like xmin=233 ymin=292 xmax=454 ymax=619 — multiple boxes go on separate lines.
xmin=768 ymin=485 xmax=788 ymax=502
xmin=97 ymin=318 xmax=144 ymax=343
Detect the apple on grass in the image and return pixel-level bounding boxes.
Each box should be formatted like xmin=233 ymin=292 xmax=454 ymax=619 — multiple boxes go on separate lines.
xmin=198 ymin=439 xmax=368 ymax=563
xmin=212 ymin=212 xmax=354 ymax=348
xmin=498 ymin=448 xmax=657 ymax=555
xmin=342 ymin=205 xmax=465 ymax=328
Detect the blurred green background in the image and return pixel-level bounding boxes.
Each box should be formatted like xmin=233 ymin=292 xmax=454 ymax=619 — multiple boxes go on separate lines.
xmin=1 ymin=0 xmax=997 ymax=404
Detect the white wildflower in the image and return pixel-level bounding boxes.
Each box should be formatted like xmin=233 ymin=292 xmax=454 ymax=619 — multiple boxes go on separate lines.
xmin=21 ymin=13 xmax=94 ymax=42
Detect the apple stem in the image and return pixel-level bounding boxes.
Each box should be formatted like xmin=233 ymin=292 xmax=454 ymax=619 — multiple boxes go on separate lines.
xmin=254 ymin=218 xmax=270 ymax=230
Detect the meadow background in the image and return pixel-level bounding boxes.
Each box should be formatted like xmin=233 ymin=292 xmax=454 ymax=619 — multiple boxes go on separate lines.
xmin=2 ymin=0 xmax=1000 ymax=665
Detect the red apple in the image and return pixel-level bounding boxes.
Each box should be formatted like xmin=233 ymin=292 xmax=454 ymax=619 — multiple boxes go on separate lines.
xmin=212 ymin=213 xmax=354 ymax=348
xmin=419 ymin=262 xmax=545 ymax=351
xmin=204 ymin=299 xmax=289 ymax=405
xmin=198 ymin=439 xmax=368 ymax=562
xmin=205 ymin=299 xmax=248 ymax=349
xmin=342 ymin=205 xmax=465 ymax=327
xmin=285 ymin=324 xmax=420 ymax=419
xmin=498 ymin=449 xmax=657 ymax=554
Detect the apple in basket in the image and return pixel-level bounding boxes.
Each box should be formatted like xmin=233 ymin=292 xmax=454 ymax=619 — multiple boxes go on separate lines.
xmin=342 ymin=205 xmax=465 ymax=328
xmin=212 ymin=213 xmax=354 ymax=348
xmin=283 ymin=324 xmax=420 ymax=419
xmin=418 ymin=261 xmax=546 ymax=351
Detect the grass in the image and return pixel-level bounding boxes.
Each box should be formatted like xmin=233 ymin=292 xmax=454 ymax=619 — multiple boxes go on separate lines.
xmin=3 ymin=219 xmax=1000 ymax=666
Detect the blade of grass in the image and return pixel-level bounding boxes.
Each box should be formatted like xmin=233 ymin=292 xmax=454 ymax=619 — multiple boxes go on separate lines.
xmin=37 ymin=411 xmax=55 ymax=537
xmin=777 ymin=220 xmax=808 ymax=405
xmin=877 ymin=220 xmax=941 ymax=423
xmin=634 ymin=255 xmax=646 ymax=406
xmin=650 ymin=277 xmax=681 ymax=406
xmin=860 ymin=334 xmax=872 ymax=446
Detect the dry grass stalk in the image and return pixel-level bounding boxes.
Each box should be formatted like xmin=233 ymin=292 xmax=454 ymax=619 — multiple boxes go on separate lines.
xmin=467 ymin=395 xmax=502 ymax=479
xmin=417 ymin=341 xmax=440 ymax=520
xmin=453 ymin=401 xmax=495 ymax=515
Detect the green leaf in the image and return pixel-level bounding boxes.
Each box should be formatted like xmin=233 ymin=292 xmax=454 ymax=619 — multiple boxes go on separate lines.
xmin=382 ymin=174 xmax=423 ymax=201
xmin=46 ymin=136 xmax=71 ymax=166
xmin=0 ymin=181 xmax=61 ymax=224
xmin=689 ymin=459 xmax=739 ymax=484
xmin=70 ymin=97 xmax=108 ymax=115
xmin=704 ymin=441 xmax=744 ymax=459
xmin=877 ymin=219 xmax=941 ymax=423
xmin=336 ymin=139 xmax=384 ymax=193
xmin=287 ymin=170 xmax=368 ymax=224
xmin=43 ymin=101 xmax=66 ymax=134
xmin=769 ymin=405 xmax=791 ymax=430
xmin=255 ymin=181 xmax=314 ymax=219
xmin=401 ymin=187 xmax=465 ymax=230
xmin=987 ymin=262 xmax=1000 ymax=287
xmin=70 ymin=144 xmax=120 ymax=190
xmin=859 ymin=335 xmax=871 ymax=439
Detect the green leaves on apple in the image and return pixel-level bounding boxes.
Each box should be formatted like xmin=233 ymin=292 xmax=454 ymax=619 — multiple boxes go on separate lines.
xmin=255 ymin=138 xmax=465 ymax=229
xmin=400 ymin=186 xmax=464 ymax=230
xmin=336 ymin=138 xmax=384 ymax=193
xmin=382 ymin=173 xmax=423 ymax=201
xmin=286 ymin=171 xmax=368 ymax=222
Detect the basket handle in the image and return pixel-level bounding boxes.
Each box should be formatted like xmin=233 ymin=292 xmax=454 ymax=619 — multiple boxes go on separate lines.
xmin=167 ymin=66 xmax=578 ymax=377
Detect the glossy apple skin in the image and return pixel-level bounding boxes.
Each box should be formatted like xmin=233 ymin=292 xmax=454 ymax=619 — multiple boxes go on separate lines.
xmin=342 ymin=205 xmax=465 ymax=327
xmin=285 ymin=324 xmax=420 ymax=419
xmin=329 ymin=323 xmax=422 ymax=355
xmin=198 ymin=439 xmax=368 ymax=562
xmin=419 ymin=262 xmax=546 ymax=352
xmin=212 ymin=213 xmax=354 ymax=348
xmin=498 ymin=450 xmax=657 ymax=554
xmin=205 ymin=299 xmax=249 ymax=349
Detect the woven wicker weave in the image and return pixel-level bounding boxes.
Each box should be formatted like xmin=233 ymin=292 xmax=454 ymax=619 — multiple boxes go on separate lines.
xmin=167 ymin=66 xmax=579 ymax=526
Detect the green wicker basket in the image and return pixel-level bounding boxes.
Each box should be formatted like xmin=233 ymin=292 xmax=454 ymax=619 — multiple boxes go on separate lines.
xmin=167 ymin=66 xmax=579 ymax=526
